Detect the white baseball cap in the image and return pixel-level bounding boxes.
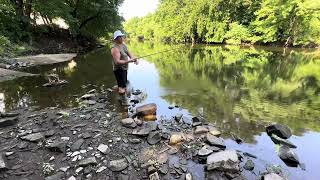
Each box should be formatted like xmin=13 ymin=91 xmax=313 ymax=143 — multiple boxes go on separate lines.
xmin=113 ymin=30 xmax=125 ymax=40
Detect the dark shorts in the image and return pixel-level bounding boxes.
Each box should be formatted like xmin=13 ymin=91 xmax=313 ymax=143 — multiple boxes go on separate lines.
xmin=113 ymin=68 xmax=127 ymax=88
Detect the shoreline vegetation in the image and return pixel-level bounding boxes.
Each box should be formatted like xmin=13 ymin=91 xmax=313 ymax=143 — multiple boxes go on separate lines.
xmin=124 ymin=0 xmax=320 ymax=48
xmin=0 ymin=0 xmax=123 ymax=59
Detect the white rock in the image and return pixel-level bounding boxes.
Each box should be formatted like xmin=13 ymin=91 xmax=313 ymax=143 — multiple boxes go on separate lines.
xmin=97 ymin=144 xmax=108 ymax=154
xmin=96 ymin=166 xmax=107 ymax=173
xmin=75 ymin=167 xmax=83 ymax=174
xmin=72 ymin=156 xmax=78 ymax=162
xmin=207 ymin=150 xmax=239 ymax=165
xmin=71 ymin=151 xmax=80 ymax=157
xmin=5 ymin=152 xmax=14 ymax=156
xmin=80 ymin=150 xmax=87 ymax=154
xmin=68 ymin=176 xmax=76 ymax=180
xmin=49 ymin=156 xmax=55 ymax=161
xmin=59 ymin=166 xmax=70 ymax=172
xmin=61 ymin=137 xmax=70 ymax=141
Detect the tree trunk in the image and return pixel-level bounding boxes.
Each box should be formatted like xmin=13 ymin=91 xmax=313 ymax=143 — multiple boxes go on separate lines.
xmin=25 ymin=0 xmax=33 ymax=19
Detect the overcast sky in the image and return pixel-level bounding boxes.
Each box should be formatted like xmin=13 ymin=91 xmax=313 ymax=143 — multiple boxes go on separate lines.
xmin=119 ymin=0 xmax=159 ymax=20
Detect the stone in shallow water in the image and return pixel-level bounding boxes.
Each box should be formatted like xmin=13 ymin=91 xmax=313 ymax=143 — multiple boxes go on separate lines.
xmin=243 ymin=159 xmax=254 ymax=171
xmin=266 ymin=124 xmax=292 ymax=139
xmin=20 ymin=132 xmax=44 ymax=142
xmin=108 ymin=158 xmax=128 ymax=171
xmin=206 ymin=134 xmax=226 ymax=149
xmin=207 ymin=150 xmax=239 ymax=172
xmin=278 ymin=145 xmax=299 ymax=166
xmin=270 ymin=134 xmax=296 ymax=148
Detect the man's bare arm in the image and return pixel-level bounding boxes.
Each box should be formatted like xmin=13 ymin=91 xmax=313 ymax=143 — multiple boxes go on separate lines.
xmin=111 ymin=48 xmax=135 ymax=65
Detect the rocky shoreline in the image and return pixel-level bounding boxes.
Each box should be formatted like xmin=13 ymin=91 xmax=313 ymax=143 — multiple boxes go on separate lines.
xmin=0 ymin=88 xmax=299 ymax=180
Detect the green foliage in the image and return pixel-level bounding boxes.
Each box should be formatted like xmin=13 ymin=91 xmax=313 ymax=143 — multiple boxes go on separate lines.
xmin=124 ymin=0 xmax=320 ymax=46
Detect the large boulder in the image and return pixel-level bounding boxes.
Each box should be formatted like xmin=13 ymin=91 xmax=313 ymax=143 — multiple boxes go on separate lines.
xmin=136 ymin=103 xmax=157 ymax=116
xmin=206 ymin=150 xmax=239 ymax=172
xmin=266 ymin=124 xmax=292 ymax=139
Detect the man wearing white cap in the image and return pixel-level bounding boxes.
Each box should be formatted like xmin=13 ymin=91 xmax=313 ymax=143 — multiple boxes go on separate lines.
xmin=111 ymin=30 xmax=139 ymax=105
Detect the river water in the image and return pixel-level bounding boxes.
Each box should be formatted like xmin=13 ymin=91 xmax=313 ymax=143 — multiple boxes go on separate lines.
xmin=0 ymin=42 xmax=320 ymax=179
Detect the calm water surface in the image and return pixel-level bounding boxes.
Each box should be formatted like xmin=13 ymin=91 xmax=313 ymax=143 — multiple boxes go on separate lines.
xmin=0 ymin=42 xmax=320 ymax=179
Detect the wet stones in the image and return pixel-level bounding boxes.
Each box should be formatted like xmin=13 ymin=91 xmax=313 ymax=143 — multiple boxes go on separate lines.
xmin=206 ymin=134 xmax=226 ymax=149
xmin=78 ymin=157 xmax=97 ymax=167
xmin=136 ymin=103 xmax=157 ymax=116
xmin=0 ymin=117 xmax=18 ymax=127
xmin=169 ymin=133 xmax=185 ymax=145
xmin=46 ymin=141 xmax=67 ymax=153
xmin=132 ymin=122 xmax=157 ymax=136
xmin=108 ymin=158 xmax=128 ymax=172
xmin=45 ymin=172 xmax=64 ymax=180
xmin=80 ymin=94 xmax=95 ymax=100
xmin=20 ymin=132 xmax=44 ymax=142
xmin=278 ymin=145 xmax=300 ymax=166
xmin=71 ymin=138 xmax=84 ymax=151
xmin=266 ymin=124 xmax=292 ymax=139
xmin=208 ymin=126 xmax=221 ymax=136
xmin=206 ymin=150 xmax=240 ymax=172
xmin=97 ymin=144 xmax=109 ymax=154
xmin=147 ymin=131 xmax=161 ymax=145
xmin=121 ymin=118 xmax=137 ymax=128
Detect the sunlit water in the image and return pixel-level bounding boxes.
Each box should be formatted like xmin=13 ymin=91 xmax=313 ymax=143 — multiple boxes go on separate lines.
xmin=0 ymin=42 xmax=320 ymax=179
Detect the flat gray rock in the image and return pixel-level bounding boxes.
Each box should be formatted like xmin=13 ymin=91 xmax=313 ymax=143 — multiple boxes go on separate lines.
xmin=20 ymin=132 xmax=44 ymax=142
xmin=206 ymin=134 xmax=226 ymax=149
xmin=108 ymin=158 xmax=128 ymax=171
xmin=46 ymin=141 xmax=66 ymax=153
xmin=45 ymin=172 xmax=64 ymax=180
xmin=78 ymin=157 xmax=97 ymax=167
xmin=71 ymin=139 xmax=85 ymax=151
xmin=0 ymin=68 xmax=37 ymax=82
xmin=207 ymin=150 xmax=240 ymax=172
xmin=97 ymin=144 xmax=109 ymax=154
xmin=198 ymin=146 xmax=213 ymax=156
xmin=194 ymin=126 xmax=209 ymax=134
xmin=14 ymin=53 xmax=77 ymax=66
xmin=147 ymin=131 xmax=161 ymax=145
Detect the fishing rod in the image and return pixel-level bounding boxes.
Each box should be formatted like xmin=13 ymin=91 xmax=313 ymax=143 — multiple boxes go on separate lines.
xmin=134 ymin=46 xmax=183 ymax=60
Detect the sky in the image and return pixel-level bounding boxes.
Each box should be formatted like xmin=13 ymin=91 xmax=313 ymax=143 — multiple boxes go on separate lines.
xmin=119 ymin=0 xmax=159 ymax=20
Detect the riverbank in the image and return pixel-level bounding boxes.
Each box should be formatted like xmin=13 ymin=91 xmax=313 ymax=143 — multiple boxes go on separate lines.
xmin=0 ymin=88 xmax=293 ymax=180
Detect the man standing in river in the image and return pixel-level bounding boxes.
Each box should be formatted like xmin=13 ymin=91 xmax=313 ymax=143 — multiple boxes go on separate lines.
xmin=111 ymin=30 xmax=139 ymax=105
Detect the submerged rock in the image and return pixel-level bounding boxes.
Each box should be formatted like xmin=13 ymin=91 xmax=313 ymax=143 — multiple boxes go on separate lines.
xmin=266 ymin=124 xmax=292 ymax=139
xmin=207 ymin=150 xmax=239 ymax=172
xmin=0 ymin=117 xmax=18 ymax=127
xmin=243 ymin=160 xmax=254 ymax=171
xmin=108 ymin=158 xmax=128 ymax=171
xmin=20 ymin=132 xmax=44 ymax=142
xmin=136 ymin=103 xmax=157 ymax=116
xmin=206 ymin=134 xmax=226 ymax=149
xmin=271 ymin=134 xmax=296 ymax=148
xmin=278 ymin=145 xmax=299 ymax=166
